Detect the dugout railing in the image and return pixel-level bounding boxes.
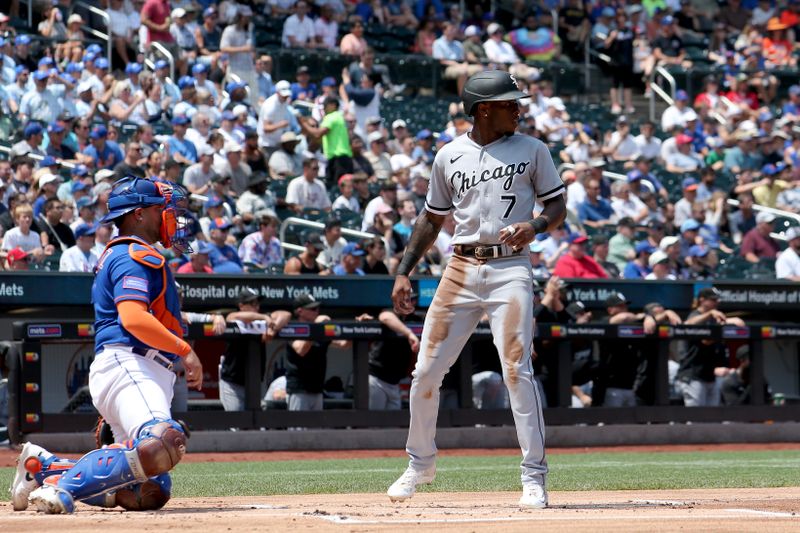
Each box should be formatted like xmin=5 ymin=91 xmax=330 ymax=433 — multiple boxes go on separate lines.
xmin=6 ymin=319 xmax=799 ymax=445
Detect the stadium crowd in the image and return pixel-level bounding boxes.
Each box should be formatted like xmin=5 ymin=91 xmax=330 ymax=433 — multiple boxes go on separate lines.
xmin=0 ymin=0 xmax=793 ymax=413
xmin=1 ymin=0 xmax=800 ymax=281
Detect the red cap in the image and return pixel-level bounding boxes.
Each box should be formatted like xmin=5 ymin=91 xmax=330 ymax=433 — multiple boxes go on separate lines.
xmin=7 ymin=247 xmax=28 ymax=264
xmin=676 ymin=133 xmax=693 ymax=145
xmin=337 ymin=173 xmax=354 ymax=187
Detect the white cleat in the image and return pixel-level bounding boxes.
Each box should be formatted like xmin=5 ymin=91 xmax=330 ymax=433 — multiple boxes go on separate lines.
xmin=519 ymin=483 xmax=548 ymax=509
xmin=10 ymin=442 xmax=49 ymax=511
xmin=28 ymin=484 xmax=75 ymax=514
xmin=387 ymin=466 xmax=436 ymax=502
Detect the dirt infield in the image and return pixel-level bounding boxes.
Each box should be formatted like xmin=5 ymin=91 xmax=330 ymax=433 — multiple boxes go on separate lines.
xmin=3 ymin=442 xmax=800 ymax=467
xmin=3 ymin=488 xmax=800 ymax=532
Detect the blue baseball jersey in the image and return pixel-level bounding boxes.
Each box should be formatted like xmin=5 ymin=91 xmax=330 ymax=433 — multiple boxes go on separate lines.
xmin=92 ymin=236 xmax=184 ymax=361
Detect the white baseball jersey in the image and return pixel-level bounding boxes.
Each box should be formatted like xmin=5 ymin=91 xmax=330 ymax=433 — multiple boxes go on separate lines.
xmin=426 ymin=132 xmax=565 ymax=245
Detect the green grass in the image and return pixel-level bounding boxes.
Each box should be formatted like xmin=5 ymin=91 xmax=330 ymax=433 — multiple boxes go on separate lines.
xmin=3 ymin=450 xmax=799 ymax=499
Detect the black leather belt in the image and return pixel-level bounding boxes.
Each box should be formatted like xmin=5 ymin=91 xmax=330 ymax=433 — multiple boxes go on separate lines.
xmin=454 ymin=243 xmax=522 ymax=261
xmin=131 ymin=346 xmax=175 ymax=371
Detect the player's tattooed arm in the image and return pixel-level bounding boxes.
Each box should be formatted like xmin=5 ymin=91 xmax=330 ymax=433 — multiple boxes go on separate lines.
xmin=396 ymin=210 xmax=446 ymax=277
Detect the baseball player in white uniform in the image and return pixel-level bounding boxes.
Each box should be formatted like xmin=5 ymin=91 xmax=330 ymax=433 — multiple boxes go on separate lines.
xmin=388 ymin=70 xmax=566 ymax=509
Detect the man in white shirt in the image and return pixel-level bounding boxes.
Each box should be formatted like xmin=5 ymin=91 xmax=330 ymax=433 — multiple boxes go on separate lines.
xmin=661 ymin=90 xmax=696 ymax=132
xmin=318 ymin=219 xmax=348 ymax=268
xmin=432 ymin=21 xmax=482 ymax=94
xmin=314 ymin=5 xmax=338 ymax=50
xmin=482 ymin=23 xmax=539 ymax=81
xmin=183 ymin=145 xmax=217 ymax=194
xmin=633 ymin=120 xmax=662 ymax=161
xmin=364 ymin=131 xmax=393 ymax=181
xmin=258 ymin=80 xmax=294 ymax=156
xmin=282 ymin=1 xmax=316 ymax=48
xmin=285 ymin=158 xmax=332 ymax=212
xmin=362 ymin=182 xmax=397 ymax=231
xmin=59 ymin=223 xmax=99 ymax=272
xmin=535 ymin=99 xmax=569 ymax=142
xmin=776 ymin=227 xmax=800 ymax=281
xmin=268 ymin=131 xmax=304 ymax=180
xmin=604 ymin=116 xmax=639 ymax=161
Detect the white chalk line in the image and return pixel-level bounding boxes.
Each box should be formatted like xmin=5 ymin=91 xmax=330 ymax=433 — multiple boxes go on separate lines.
xmin=725 ymin=508 xmax=798 ymax=518
xmin=304 ymin=511 xmax=799 ymax=525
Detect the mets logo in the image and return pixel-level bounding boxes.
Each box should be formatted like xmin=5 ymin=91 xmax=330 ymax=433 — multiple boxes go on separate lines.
xmin=324 ymin=324 xmax=341 ymax=337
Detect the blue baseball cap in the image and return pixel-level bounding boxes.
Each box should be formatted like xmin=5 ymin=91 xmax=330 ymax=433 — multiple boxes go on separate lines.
xmin=24 ymin=122 xmax=43 ymax=137
xmin=321 ymin=76 xmax=337 ymax=87
xmin=72 ymin=164 xmax=89 ymax=177
xmin=661 ymin=15 xmax=674 ymax=25
xmin=82 ymin=52 xmax=96 ymax=63
xmin=154 ymin=59 xmax=169 ymax=70
xmin=90 ymin=125 xmax=108 ymax=139
xmin=40 ymin=155 xmax=59 ymax=167
xmin=342 ymin=242 xmax=365 ymax=256
xmin=416 ymin=129 xmax=432 ymax=140
xmin=171 ymin=115 xmax=190 ymax=126
xmin=178 ymin=75 xmax=195 ymax=89
xmin=627 ymin=170 xmax=643 ymax=182
xmin=65 ymin=62 xmax=82 ymax=74
xmin=682 ymin=177 xmax=698 ymax=190
xmin=437 ymin=132 xmax=453 ymax=143
xmin=635 ymin=241 xmax=656 ymax=255
xmin=61 ymin=73 xmax=76 ymax=85
xmin=206 ymin=195 xmax=224 ymax=208
xmin=126 ymin=62 xmax=143 ymax=74
xmin=209 ymin=217 xmax=233 ymax=230
xmin=72 ymin=181 xmax=90 ymax=193
xmin=33 ymin=70 xmax=49 ymax=81
xmin=101 ymin=177 xmax=167 ymax=223
xmin=38 ymin=56 xmax=54 ymax=68
xmin=94 ymin=57 xmax=109 ymax=70
xmin=203 ymin=6 xmax=217 ymax=18
xmin=47 ymin=122 xmax=65 ymax=134
xmin=74 ymin=222 xmax=98 ymax=238
xmin=680 ymin=219 xmax=701 ymax=232
xmin=86 ymin=43 xmax=103 ymax=55
xmin=221 ymin=110 xmax=236 ymax=121
xmin=191 ymin=63 xmax=208 ymax=75
xmin=225 ymin=80 xmax=247 ymax=93
xmin=601 ymin=7 xmax=616 ymax=17
xmin=14 ymin=34 xmax=31 ymax=46
xmin=675 ymin=89 xmax=689 ymax=101
xmin=762 ymin=163 xmax=779 ymax=176
xmin=688 ymin=245 xmax=709 ymax=258
xmin=194 ymin=240 xmax=213 ymax=254
xmin=15 ymin=65 xmax=29 ymax=78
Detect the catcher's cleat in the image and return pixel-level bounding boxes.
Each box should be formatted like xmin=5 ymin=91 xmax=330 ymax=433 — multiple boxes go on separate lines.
xmin=10 ymin=442 xmax=51 ymax=511
xmin=387 ymin=465 xmax=435 ymax=502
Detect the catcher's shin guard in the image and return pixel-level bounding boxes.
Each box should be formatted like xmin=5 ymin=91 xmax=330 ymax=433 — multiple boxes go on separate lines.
xmin=56 ymin=418 xmax=187 ymax=503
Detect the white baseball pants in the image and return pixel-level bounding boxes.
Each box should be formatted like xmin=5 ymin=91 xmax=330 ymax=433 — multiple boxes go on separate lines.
xmin=89 ymin=345 xmax=176 ymax=442
xmin=406 ymin=254 xmax=548 ymax=485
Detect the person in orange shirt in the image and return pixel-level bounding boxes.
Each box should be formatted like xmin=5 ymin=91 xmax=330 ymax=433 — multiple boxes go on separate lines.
xmin=763 ymin=18 xmax=795 ymax=67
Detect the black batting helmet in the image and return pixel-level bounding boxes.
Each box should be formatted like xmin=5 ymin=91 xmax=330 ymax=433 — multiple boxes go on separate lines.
xmin=461 ymin=70 xmax=527 ymax=116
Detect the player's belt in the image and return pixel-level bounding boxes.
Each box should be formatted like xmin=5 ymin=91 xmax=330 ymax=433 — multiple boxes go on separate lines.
xmin=131 ymin=346 xmax=175 ymax=371
xmin=453 ymin=243 xmax=522 ymax=261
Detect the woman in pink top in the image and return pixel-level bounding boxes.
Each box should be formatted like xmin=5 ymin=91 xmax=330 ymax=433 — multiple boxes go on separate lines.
xmin=340 ymin=20 xmax=368 ymax=56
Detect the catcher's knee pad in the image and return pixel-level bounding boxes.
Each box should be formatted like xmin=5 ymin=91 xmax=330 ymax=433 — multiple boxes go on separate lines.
xmin=135 ymin=419 xmax=188 ymax=478
xmin=114 ymin=473 xmax=172 ymax=511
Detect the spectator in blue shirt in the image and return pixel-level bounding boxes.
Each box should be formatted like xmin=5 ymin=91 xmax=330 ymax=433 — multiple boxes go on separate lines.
xmin=627 ymin=156 xmax=667 ymax=202
xmin=168 ymin=115 xmax=198 ymax=165
xmin=83 ymin=125 xmax=124 ymax=170
xmin=783 ymin=85 xmax=800 ymax=119
xmin=207 ymin=217 xmax=244 ymax=273
xmin=577 ymin=178 xmax=616 ymax=228
xmin=291 ymin=65 xmax=318 ymax=102
xmin=411 ymin=129 xmax=435 ymax=165
xmin=623 ymin=241 xmax=655 ymax=279
xmin=332 ymin=242 xmax=365 ymax=275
